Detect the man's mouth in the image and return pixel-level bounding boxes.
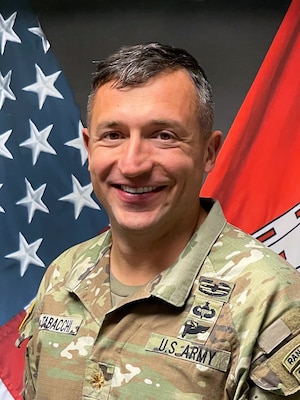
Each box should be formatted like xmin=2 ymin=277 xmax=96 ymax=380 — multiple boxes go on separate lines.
xmin=119 ymin=185 xmax=161 ymax=194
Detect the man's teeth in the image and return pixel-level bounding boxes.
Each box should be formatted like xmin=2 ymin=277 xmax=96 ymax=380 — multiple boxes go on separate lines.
xmin=121 ymin=186 xmax=157 ymax=194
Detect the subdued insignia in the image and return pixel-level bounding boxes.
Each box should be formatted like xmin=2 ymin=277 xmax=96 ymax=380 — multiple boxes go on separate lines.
xmin=198 ymin=276 xmax=234 ymax=302
xmin=91 ymin=370 xmax=105 ymax=390
xmin=146 ymin=333 xmax=230 ymax=372
xmin=192 ymin=301 xmax=216 ymax=320
xmin=191 ymin=297 xmax=222 ymax=323
xmin=39 ymin=314 xmax=82 ymax=335
xmin=181 ymin=319 xmax=210 ymax=338
xmin=179 ymin=293 xmax=223 ymax=342
xmin=83 ymin=361 xmax=115 ymax=398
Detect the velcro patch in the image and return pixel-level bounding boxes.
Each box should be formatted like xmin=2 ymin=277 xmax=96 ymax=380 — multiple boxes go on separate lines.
xmin=39 ymin=314 xmax=82 ymax=335
xmin=146 ymin=333 xmax=230 ymax=372
xmin=258 ymin=318 xmax=291 ymax=354
xmin=251 ymin=334 xmax=300 ymax=395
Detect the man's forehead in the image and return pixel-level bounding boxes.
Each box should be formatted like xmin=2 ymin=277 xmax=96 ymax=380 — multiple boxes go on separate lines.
xmin=95 ymin=68 xmax=194 ymax=92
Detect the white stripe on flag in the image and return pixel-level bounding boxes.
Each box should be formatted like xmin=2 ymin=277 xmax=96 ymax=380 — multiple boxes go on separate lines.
xmin=0 ymin=379 xmax=14 ymax=400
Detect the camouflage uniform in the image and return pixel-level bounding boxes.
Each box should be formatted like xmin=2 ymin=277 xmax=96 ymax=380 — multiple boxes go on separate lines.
xmin=18 ymin=199 xmax=300 ymax=399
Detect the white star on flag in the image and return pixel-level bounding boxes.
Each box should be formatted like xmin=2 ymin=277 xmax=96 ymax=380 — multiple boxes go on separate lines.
xmin=0 ymin=70 xmax=16 ymax=110
xmin=59 ymin=174 xmax=100 ymax=219
xmin=65 ymin=120 xmax=88 ymax=165
xmin=0 ymin=129 xmax=13 ymax=159
xmin=28 ymin=23 xmax=50 ymax=53
xmin=5 ymin=232 xmax=45 ymax=277
xmin=0 ymin=12 xmax=21 ymax=55
xmin=19 ymin=119 xmax=57 ymax=165
xmin=22 ymin=63 xmax=63 ymax=109
xmin=16 ymin=178 xmax=49 ymax=223
xmin=0 ymin=183 xmax=4 ymax=213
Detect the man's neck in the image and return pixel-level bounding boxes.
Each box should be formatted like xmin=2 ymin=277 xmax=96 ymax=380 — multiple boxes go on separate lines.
xmin=109 ymin=207 xmax=207 ymax=286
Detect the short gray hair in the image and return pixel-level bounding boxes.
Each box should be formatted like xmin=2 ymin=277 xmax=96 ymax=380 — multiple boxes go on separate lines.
xmin=87 ymin=42 xmax=214 ymax=136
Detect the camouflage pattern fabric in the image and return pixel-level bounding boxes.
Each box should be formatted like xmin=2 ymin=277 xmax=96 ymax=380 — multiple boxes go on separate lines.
xmin=17 ymin=199 xmax=300 ymax=399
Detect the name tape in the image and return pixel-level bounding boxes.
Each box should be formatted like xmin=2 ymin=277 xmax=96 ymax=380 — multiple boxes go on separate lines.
xmin=39 ymin=314 xmax=82 ymax=335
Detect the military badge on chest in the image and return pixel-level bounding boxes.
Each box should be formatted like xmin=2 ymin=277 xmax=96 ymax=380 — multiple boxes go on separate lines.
xmin=178 ymin=276 xmax=235 ymax=343
xmin=146 ymin=276 xmax=234 ymax=372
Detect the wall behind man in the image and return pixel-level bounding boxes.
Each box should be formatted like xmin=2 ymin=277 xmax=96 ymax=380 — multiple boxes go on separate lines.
xmin=30 ymin=0 xmax=291 ymax=136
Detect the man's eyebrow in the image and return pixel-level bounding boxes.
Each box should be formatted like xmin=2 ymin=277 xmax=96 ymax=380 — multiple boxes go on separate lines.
xmin=150 ymin=119 xmax=183 ymax=128
xmin=93 ymin=121 xmax=121 ymax=135
xmin=95 ymin=121 xmax=120 ymax=130
xmin=150 ymin=119 xmax=190 ymax=135
xmin=94 ymin=119 xmax=185 ymax=133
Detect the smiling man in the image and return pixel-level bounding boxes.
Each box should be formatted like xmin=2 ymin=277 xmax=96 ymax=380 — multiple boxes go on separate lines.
xmin=18 ymin=43 xmax=300 ymax=400
xmin=83 ymin=66 xmax=220 ymax=286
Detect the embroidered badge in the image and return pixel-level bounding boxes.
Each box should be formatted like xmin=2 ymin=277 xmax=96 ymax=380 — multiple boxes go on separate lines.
xmin=198 ymin=276 xmax=234 ymax=303
xmin=192 ymin=300 xmax=217 ymax=320
xmin=178 ymin=294 xmax=223 ymax=342
xmin=181 ymin=319 xmax=210 ymax=338
xmin=39 ymin=314 xmax=82 ymax=335
xmin=91 ymin=370 xmax=105 ymax=390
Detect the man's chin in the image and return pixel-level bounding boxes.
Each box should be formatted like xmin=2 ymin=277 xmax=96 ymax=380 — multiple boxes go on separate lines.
xmin=110 ymin=216 xmax=163 ymax=235
xmin=116 ymin=223 xmax=156 ymax=234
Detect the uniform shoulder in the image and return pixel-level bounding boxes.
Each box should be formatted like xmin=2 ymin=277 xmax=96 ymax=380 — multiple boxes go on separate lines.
xmin=208 ymin=223 xmax=298 ymax=281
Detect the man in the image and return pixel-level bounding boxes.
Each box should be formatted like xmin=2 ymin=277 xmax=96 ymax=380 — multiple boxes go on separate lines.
xmin=18 ymin=43 xmax=300 ymax=399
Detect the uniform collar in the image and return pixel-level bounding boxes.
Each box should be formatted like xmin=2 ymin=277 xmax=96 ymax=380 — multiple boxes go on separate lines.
xmin=148 ymin=199 xmax=226 ymax=307
xmin=65 ymin=199 xmax=226 ymax=309
xmin=65 ymin=231 xmax=112 ymax=293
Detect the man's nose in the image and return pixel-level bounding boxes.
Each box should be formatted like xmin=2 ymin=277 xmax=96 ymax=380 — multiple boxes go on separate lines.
xmin=118 ymin=136 xmax=153 ymax=177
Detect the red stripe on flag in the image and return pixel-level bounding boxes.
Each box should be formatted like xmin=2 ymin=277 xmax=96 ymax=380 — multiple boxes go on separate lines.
xmin=0 ymin=311 xmax=27 ymax=400
xmin=256 ymin=228 xmax=276 ymax=243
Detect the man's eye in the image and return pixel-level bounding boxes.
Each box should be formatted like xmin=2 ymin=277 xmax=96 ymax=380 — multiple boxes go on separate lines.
xmin=157 ymin=131 xmax=174 ymax=140
xmin=104 ymin=132 xmax=122 ymax=140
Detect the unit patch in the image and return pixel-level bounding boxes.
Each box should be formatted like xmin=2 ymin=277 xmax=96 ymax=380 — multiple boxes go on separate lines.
xmin=39 ymin=314 xmax=82 ymax=335
xmin=146 ymin=333 xmax=230 ymax=372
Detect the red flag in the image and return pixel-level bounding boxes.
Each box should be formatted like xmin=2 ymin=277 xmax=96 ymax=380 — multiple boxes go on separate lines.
xmin=0 ymin=311 xmax=26 ymax=400
xmin=201 ymin=0 xmax=300 ymax=269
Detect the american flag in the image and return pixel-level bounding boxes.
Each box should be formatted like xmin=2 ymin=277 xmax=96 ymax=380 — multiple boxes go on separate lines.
xmin=0 ymin=1 xmax=108 ymax=398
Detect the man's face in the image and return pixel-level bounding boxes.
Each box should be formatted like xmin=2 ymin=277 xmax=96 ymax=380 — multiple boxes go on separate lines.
xmin=83 ymin=69 xmax=220 ymax=236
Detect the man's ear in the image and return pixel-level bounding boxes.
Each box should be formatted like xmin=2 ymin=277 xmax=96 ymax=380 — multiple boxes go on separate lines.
xmin=204 ymin=130 xmax=222 ymax=174
xmin=82 ymin=127 xmax=90 ymax=150
xmin=82 ymin=127 xmax=91 ymax=169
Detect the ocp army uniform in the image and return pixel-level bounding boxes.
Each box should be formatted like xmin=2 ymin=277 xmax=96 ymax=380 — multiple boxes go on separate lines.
xmin=17 ymin=199 xmax=300 ymax=399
